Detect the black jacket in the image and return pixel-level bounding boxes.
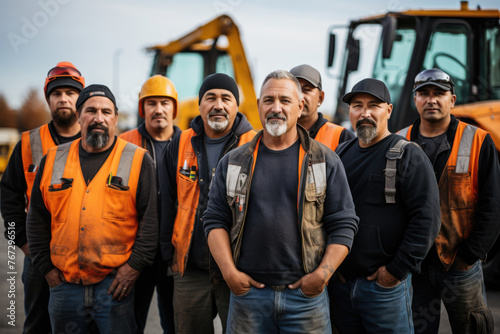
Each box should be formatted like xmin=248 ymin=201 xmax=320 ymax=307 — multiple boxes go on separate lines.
xmin=158 ymin=113 xmax=254 ymax=273
xmin=133 ymin=122 xmax=181 ymax=164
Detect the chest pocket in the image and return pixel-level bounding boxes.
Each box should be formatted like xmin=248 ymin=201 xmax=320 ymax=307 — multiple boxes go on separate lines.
xmin=101 ymin=186 xmax=134 ymax=221
xmin=46 ymin=187 xmax=72 ymax=223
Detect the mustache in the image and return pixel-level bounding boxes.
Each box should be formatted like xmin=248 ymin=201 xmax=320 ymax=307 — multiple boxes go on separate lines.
xmin=356 ymin=118 xmax=376 ymax=128
xmin=208 ymin=110 xmax=229 ymax=119
xmin=88 ymin=123 xmax=108 ymax=131
xmin=266 ymin=112 xmax=286 ymax=121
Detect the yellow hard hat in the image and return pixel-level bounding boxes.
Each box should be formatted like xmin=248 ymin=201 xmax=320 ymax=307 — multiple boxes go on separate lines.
xmin=138 ymin=75 xmax=178 ymax=119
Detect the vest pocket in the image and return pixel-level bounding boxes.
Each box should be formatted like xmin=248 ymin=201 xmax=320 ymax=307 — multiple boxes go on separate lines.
xmin=302 ymin=183 xmax=326 ymax=272
xmin=177 ymin=174 xmax=198 ymax=211
xmin=101 ymin=186 xmax=133 ymax=221
xmin=50 ymin=245 xmax=69 ymax=273
xmin=46 ymin=187 xmax=72 ymax=223
xmin=100 ymin=244 xmax=128 ymax=268
xmin=448 ymin=172 xmax=473 ymax=210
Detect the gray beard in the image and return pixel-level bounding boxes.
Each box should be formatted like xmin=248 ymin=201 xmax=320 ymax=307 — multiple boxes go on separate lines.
xmin=86 ymin=131 xmax=109 ymax=149
xmin=265 ymin=120 xmax=287 ymax=137
xmin=356 ymin=125 xmax=378 ymax=145
xmin=208 ymin=118 xmax=229 ymax=132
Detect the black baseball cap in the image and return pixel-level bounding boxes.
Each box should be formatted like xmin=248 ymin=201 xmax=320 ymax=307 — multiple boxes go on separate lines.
xmin=342 ymin=78 xmax=391 ymax=105
xmin=290 ymin=64 xmax=322 ymax=91
xmin=413 ymin=68 xmax=455 ymax=94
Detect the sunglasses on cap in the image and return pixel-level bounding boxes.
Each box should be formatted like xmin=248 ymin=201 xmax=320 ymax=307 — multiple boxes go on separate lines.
xmin=44 ymin=65 xmax=85 ymax=95
xmin=47 ymin=66 xmax=82 ymax=78
xmin=413 ymin=68 xmax=454 ymax=93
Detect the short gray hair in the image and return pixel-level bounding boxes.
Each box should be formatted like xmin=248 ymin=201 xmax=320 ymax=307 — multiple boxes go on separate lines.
xmin=261 ymin=70 xmax=303 ymax=100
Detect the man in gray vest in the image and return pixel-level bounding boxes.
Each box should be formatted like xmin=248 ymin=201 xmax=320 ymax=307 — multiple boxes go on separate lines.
xmin=203 ymin=70 xmax=359 ymax=333
xmin=331 ymin=78 xmax=440 ymax=333
xmin=401 ymin=68 xmax=500 ymax=333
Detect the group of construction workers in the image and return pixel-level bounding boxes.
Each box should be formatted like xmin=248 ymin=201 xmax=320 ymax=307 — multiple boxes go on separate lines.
xmin=1 ymin=61 xmax=499 ymax=334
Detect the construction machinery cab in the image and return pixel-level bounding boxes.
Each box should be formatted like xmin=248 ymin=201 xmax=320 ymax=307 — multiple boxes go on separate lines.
xmin=327 ymin=1 xmax=500 ymax=287
xmin=328 ymin=2 xmax=500 ymax=148
xmin=147 ymin=15 xmax=259 ymax=130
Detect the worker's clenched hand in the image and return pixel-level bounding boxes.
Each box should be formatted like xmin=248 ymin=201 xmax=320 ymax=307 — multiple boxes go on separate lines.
xmin=108 ymin=263 xmax=140 ymax=301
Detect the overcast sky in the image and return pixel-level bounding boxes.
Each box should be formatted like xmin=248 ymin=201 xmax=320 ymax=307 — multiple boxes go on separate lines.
xmin=1 ymin=0 xmax=498 ymax=126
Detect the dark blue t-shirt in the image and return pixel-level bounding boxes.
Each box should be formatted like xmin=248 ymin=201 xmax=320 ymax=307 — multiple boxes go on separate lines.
xmin=237 ymin=140 xmax=305 ymax=285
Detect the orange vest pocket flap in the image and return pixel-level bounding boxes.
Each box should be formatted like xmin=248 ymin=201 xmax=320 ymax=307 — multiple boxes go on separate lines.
xmin=101 ymin=245 xmax=127 ymax=254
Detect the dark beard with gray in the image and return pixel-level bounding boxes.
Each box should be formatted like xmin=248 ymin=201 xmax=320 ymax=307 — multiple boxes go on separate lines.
xmin=86 ymin=124 xmax=110 ymax=149
xmin=355 ymin=118 xmax=377 ymax=145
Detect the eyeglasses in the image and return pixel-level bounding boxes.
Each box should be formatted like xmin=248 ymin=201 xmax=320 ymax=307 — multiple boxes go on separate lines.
xmin=47 ymin=66 xmax=82 ymax=78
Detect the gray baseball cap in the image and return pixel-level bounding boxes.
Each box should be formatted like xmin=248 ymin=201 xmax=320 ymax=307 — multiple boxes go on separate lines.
xmin=290 ymin=64 xmax=322 ymax=91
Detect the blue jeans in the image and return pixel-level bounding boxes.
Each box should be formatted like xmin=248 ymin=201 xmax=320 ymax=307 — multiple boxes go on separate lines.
xmin=22 ymin=255 xmax=51 ymax=334
xmin=227 ymin=286 xmax=331 ymax=334
xmin=48 ymin=276 xmax=136 ymax=334
xmin=331 ymin=274 xmax=414 ymax=333
xmin=412 ymin=257 xmax=489 ymax=334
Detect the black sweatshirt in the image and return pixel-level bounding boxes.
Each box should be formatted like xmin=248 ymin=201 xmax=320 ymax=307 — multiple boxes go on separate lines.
xmin=336 ymin=134 xmax=441 ymax=280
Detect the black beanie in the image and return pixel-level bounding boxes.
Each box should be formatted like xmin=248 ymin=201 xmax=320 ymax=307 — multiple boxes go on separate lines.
xmin=198 ymin=73 xmax=239 ymax=106
xmin=76 ymin=84 xmax=116 ymax=110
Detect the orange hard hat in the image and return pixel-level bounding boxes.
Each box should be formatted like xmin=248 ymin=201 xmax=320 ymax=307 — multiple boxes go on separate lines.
xmin=138 ymin=75 xmax=178 ymax=119
xmin=44 ymin=61 xmax=85 ymax=98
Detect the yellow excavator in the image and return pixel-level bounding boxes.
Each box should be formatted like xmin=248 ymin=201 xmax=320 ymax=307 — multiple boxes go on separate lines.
xmin=327 ymin=1 xmax=500 ymax=286
xmin=146 ymin=15 xmax=260 ymax=130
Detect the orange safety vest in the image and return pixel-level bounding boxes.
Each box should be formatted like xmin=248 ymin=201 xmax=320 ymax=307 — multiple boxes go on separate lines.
xmin=119 ymin=128 xmax=145 ymax=148
xmin=401 ymin=122 xmax=488 ymax=270
xmin=172 ymin=128 xmax=256 ymax=275
xmin=314 ymin=122 xmax=344 ymax=151
xmin=39 ymin=138 xmax=146 ymax=284
xmin=21 ymin=124 xmax=56 ymax=209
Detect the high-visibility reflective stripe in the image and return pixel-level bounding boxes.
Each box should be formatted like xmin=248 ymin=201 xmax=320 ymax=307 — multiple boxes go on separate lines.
xmin=29 ymin=128 xmax=43 ymax=166
xmin=50 ymin=142 xmax=136 ymax=186
xmin=117 ymin=143 xmax=136 ymax=186
xmin=455 ymin=125 xmax=476 ymax=173
xmin=50 ymin=143 xmax=71 ymax=185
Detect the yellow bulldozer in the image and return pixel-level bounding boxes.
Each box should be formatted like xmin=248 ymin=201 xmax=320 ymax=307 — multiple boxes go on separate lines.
xmin=146 ymin=15 xmax=260 ymax=130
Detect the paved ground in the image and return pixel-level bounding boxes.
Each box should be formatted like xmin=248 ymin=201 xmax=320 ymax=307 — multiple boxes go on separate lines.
xmin=0 ymin=228 xmax=498 ymax=333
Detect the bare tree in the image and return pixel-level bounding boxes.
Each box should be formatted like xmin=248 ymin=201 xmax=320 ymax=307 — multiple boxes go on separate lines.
xmin=0 ymin=94 xmax=18 ymax=128
xmin=18 ymin=88 xmax=50 ymax=132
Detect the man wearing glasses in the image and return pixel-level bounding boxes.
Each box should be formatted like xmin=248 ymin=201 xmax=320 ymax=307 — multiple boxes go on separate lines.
xmin=399 ymin=68 xmax=500 ymax=333
xmin=1 ymin=61 xmax=84 ymax=333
